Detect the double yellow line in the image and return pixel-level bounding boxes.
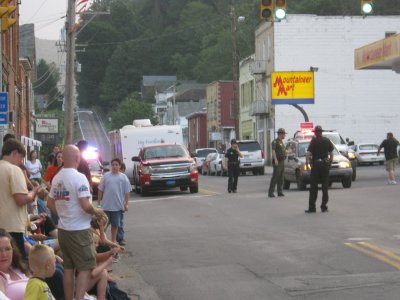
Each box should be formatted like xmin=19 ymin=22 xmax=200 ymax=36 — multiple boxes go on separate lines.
xmin=345 ymin=241 xmax=400 ymax=270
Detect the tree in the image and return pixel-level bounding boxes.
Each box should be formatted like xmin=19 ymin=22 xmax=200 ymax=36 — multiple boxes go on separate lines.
xmin=33 ymin=59 xmax=61 ymax=110
xmin=110 ymin=93 xmax=157 ymax=129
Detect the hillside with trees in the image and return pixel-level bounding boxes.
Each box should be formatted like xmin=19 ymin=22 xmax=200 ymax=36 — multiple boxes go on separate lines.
xmin=76 ymin=0 xmax=399 ymax=120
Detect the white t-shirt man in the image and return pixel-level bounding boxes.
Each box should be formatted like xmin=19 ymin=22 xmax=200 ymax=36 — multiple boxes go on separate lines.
xmin=49 ymin=168 xmax=92 ymax=231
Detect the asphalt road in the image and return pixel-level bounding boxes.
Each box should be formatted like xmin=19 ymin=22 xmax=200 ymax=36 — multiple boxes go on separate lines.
xmin=113 ymin=164 xmax=400 ymax=300
xmin=77 ymin=109 xmax=112 ymax=163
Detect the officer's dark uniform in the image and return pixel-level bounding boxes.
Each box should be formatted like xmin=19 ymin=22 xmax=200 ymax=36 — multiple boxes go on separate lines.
xmin=225 ymin=139 xmax=241 ymax=193
xmin=306 ymin=126 xmax=334 ymax=213
xmin=268 ymin=129 xmax=287 ymax=197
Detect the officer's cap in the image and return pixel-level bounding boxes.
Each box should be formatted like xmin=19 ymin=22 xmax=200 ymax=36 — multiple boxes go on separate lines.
xmin=277 ymin=128 xmax=286 ymax=134
xmin=314 ymin=125 xmax=323 ymax=132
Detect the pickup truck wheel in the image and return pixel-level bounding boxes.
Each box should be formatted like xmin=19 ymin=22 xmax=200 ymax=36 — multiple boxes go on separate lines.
xmin=190 ymin=185 xmax=198 ymax=193
xmin=141 ymin=188 xmax=149 ymax=196
xmin=134 ymin=181 xmax=141 ymax=194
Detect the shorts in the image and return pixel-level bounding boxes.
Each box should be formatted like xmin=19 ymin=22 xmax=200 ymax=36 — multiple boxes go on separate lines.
xmin=105 ymin=210 xmax=123 ymax=227
xmin=58 ymin=228 xmax=96 ymax=271
xmin=385 ymin=158 xmax=397 ymax=171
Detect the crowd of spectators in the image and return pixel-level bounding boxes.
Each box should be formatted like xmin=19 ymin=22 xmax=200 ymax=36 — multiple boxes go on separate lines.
xmin=0 ymin=136 xmax=130 ymax=300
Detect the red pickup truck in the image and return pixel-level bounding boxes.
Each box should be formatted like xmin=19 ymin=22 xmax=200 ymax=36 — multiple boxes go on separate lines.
xmin=132 ymin=144 xmax=199 ymax=196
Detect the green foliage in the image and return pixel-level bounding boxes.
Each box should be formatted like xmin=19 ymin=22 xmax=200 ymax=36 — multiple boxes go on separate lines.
xmin=76 ymin=0 xmax=398 ymax=116
xmin=34 ymin=59 xmax=61 ymax=110
xmin=110 ymin=93 xmax=157 ymax=129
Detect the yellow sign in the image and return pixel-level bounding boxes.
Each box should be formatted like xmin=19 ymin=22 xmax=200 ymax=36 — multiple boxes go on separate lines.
xmin=354 ymin=33 xmax=400 ymax=70
xmin=271 ymin=71 xmax=315 ymax=104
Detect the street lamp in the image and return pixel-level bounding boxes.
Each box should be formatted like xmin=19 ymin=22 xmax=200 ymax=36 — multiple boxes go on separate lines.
xmin=230 ymin=6 xmax=245 ymax=139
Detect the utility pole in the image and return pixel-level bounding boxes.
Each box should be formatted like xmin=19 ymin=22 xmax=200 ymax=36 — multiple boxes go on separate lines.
xmin=64 ymin=0 xmax=76 ymax=145
xmin=230 ymin=6 xmax=239 ymax=139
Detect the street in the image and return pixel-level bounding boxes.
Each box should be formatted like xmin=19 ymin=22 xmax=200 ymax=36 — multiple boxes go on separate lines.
xmin=113 ymin=165 xmax=400 ymax=300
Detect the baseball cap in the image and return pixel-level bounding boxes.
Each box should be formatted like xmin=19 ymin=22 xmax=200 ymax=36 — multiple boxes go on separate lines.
xmin=314 ymin=125 xmax=323 ymax=132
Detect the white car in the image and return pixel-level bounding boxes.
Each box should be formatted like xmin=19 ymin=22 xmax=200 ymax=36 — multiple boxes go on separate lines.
xmin=353 ymin=143 xmax=384 ymax=165
xmin=193 ymin=148 xmax=218 ymax=173
xmin=209 ymin=153 xmax=227 ymax=176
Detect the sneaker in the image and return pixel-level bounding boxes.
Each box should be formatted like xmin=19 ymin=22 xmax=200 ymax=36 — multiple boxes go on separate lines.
xmin=118 ymin=240 xmax=126 ymax=246
xmin=112 ymin=253 xmax=120 ymax=263
xmin=388 ymin=180 xmax=397 ymax=185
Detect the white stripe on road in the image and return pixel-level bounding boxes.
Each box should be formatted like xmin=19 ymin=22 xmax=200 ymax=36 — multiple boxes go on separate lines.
xmin=130 ymin=194 xmax=214 ymax=203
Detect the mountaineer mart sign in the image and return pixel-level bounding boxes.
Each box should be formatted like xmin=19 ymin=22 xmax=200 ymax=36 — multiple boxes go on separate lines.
xmin=271 ymin=71 xmax=314 ymax=105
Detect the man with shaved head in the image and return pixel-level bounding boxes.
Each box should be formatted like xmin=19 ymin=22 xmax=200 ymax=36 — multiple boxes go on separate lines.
xmin=48 ymin=144 xmax=106 ymax=300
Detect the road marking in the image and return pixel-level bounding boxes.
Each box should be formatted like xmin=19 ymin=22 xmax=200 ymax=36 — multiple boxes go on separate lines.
xmin=199 ymin=188 xmax=220 ymax=195
xmin=130 ymin=194 xmax=213 ymax=203
xmin=346 ymin=237 xmax=372 ymax=241
xmin=345 ymin=242 xmax=400 ymax=270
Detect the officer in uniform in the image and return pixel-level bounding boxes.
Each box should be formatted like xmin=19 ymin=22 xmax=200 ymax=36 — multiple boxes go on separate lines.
xmin=225 ymin=139 xmax=243 ymax=193
xmin=268 ymin=128 xmax=287 ymax=198
xmin=305 ymin=125 xmax=334 ymax=213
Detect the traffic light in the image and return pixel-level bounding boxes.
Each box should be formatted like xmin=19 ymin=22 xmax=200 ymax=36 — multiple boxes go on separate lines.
xmin=274 ymin=0 xmax=287 ymax=20
xmin=0 ymin=0 xmax=16 ymax=32
xmin=260 ymin=0 xmax=273 ymax=22
xmin=361 ymin=0 xmax=373 ymax=16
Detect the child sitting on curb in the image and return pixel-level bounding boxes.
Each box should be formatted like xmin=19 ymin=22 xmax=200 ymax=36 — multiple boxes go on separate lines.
xmin=23 ymin=244 xmax=56 ymax=300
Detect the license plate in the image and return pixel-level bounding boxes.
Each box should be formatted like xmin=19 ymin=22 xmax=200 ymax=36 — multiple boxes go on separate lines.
xmin=244 ymin=163 xmax=251 ymax=166
xmin=166 ymin=180 xmax=176 ymax=186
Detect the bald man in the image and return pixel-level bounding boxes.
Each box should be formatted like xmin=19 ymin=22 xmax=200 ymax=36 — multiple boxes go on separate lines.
xmin=48 ymin=145 xmax=106 ymax=300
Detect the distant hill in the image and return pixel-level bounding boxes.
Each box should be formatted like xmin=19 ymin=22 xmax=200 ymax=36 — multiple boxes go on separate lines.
xmin=35 ymin=38 xmax=64 ymax=66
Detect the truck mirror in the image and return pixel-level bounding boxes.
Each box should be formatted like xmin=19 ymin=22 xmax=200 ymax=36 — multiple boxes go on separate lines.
xmin=132 ymin=156 xmax=140 ymax=162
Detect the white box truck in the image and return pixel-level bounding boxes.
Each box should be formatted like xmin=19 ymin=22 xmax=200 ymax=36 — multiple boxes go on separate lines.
xmin=109 ymin=120 xmax=183 ymax=184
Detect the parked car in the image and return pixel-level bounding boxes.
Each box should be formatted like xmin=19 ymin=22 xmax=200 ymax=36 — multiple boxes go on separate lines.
xmin=353 ymin=143 xmax=384 ymax=165
xmin=201 ymin=153 xmax=216 ymax=175
xmin=236 ymin=140 xmax=265 ymax=175
xmin=294 ymin=129 xmax=357 ymax=181
xmin=283 ymin=138 xmax=353 ymax=190
xmin=193 ymin=148 xmax=218 ymax=174
xmin=209 ymin=152 xmax=227 ymax=176
xmin=132 ymin=144 xmax=199 ymax=195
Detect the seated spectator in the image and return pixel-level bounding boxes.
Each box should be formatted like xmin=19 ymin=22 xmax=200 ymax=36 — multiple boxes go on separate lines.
xmin=25 ymin=150 xmax=43 ymax=184
xmin=23 ymin=244 xmax=56 ymax=300
xmin=0 ymin=228 xmax=30 ymax=300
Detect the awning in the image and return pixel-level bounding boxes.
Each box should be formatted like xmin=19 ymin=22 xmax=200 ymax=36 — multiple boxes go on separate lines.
xmin=21 ymin=135 xmax=42 ymax=148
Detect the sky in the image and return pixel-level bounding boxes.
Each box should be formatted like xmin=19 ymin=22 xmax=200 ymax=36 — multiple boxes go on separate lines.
xmin=19 ymin=0 xmax=73 ymax=40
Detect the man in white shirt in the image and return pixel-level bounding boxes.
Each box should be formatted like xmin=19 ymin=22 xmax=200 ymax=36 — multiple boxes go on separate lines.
xmin=48 ymin=145 xmax=104 ymax=300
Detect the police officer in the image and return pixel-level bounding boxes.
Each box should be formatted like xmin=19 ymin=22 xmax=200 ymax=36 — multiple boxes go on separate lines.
xmin=225 ymin=139 xmax=243 ymax=193
xmin=305 ymin=125 xmax=334 ymax=213
xmin=268 ymin=128 xmax=287 ymax=198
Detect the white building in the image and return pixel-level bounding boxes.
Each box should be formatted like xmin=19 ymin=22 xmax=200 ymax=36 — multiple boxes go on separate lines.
xmin=253 ymin=15 xmax=400 ymax=161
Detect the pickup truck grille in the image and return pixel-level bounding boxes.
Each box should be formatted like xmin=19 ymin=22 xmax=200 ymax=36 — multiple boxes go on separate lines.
xmin=150 ymin=162 xmax=192 ymax=175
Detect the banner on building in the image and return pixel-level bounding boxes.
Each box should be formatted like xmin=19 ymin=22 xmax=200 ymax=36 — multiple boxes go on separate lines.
xmin=36 ymin=118 xmax=59 ymax=134
xmin=271 ymin=71 xmax=314 ymax=104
